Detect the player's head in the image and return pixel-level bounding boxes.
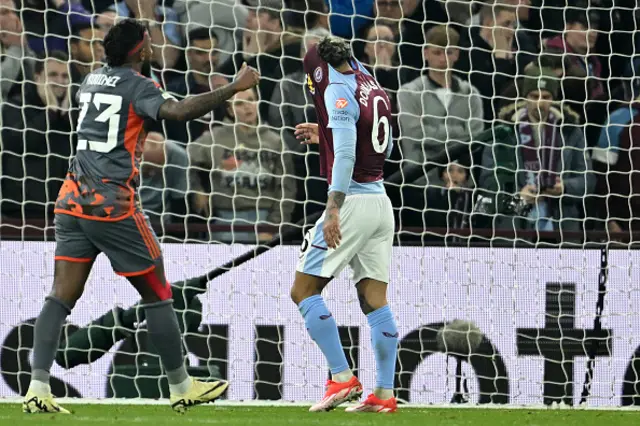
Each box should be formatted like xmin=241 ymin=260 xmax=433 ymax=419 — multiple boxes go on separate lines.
xmin=103 ymin=19 xmax=152 ymax=72
xmin=316 ymin=36 xmax=352 ymax=69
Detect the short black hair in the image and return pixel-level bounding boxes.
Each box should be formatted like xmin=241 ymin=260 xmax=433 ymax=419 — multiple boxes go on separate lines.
xmin=187 ymin=28 xmax=217 ymax=46
xmin=317 ymin=36 xmax=351 ymax=67
xmin=34 ymin=51 xmax=69 ymax=75
xmin=103 ymin=18 xmax=147 ymax=67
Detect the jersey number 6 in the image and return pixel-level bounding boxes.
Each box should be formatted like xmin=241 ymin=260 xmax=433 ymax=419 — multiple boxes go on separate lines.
xmin=371 ymin=95 xmax=390 ymax=154
xmin=76 ymin=92 xmax=123 ymax=153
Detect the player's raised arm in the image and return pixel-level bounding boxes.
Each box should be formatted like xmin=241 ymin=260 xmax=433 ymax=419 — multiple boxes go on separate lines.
xmin=158 ymin=63 xmax=260 ymax=122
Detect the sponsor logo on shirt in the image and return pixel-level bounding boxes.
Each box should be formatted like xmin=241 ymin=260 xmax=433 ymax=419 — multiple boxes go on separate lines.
xmin=306 ymin=73 xmax=315 ymax=95
xmin=335 ymin=98 xmax=348 ymax=109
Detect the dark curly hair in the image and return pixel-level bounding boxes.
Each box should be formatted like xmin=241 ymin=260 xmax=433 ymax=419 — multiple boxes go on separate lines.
xmin=103 ymin=18 xmax=147 ymax=67
xmin=317 ymin=36 xmax=351 ymax=68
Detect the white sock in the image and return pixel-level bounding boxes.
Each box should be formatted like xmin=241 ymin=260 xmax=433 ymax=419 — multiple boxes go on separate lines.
xmin=169 ymin=377 xmax=192 ymax=395
xmin=373 ymin=388 xmax=394 ymax=400
xmin=332 ymin=369 xmax=354 ymax=383
xmin=28 ymin=380 xmax=50 ymax=395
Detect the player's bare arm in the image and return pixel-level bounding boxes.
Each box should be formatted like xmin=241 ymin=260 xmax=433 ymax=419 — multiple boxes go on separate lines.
xmin=159 ymin=63 xmax=260 ymax=122
xmin=324 ymin=191 xmax=345 ymax=249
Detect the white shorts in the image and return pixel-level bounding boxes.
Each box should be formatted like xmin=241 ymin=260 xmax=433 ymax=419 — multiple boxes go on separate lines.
xmin=296 ymin=193 xmax=394 ymax=283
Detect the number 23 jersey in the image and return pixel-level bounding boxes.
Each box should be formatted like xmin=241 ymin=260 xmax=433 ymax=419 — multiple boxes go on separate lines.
xmin=55 ymin=66 xmax=174 ymax=221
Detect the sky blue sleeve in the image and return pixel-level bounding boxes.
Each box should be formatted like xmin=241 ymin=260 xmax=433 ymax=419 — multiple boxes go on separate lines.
xmin=324 ymin=84 xmax=359 ymax=194
xmin=597 ymin=108 xmax=634 ymax=151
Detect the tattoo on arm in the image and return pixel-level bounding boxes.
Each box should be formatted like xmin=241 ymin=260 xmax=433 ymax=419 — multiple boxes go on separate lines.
xmin=159 ymin=83 xmax=237 ymax=121
xmin=326 ymin=191 xmax=346 ymax=217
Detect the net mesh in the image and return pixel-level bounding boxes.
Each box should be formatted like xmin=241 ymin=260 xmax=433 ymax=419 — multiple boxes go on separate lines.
xmin=0 ymin=0 xmax=639 ymax=406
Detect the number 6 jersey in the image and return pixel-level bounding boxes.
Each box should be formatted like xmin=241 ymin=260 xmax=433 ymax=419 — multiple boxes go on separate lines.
xmin=302 ymin=45 xmax=393 ymax=191
xmin=55 ymin=67 xmax=174 ymax=220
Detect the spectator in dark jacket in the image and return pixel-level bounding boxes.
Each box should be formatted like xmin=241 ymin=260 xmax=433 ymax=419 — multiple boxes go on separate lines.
xmin=544 ymin=8 xmax=605 ymax=106
xmin=218 ymin=0 xmax=303 ymax=121
xmin=1 ymin=52 xmax=74 ymax=219
xmin=160 ymin=28 xmax=225 ymax=145
xmin=456 ymin=3 xmax=534 ymax=124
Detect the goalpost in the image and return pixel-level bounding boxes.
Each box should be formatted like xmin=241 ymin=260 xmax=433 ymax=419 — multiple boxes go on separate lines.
xmin=0 ymin=0 xmax=639 ymax=408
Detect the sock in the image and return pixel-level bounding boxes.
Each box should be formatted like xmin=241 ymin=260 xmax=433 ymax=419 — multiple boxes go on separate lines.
xmin=27 ymin=379 xmax=50 ymax=395
xmin=298 ymin=295 xmax=350 ymax=379
xmin=31 ymin=296 xmax=71 ymax=388
xmin=367 ymin=305 xmax=398 ymax=397
xmin=143 ymin=300 xmax=189 ymax=389
xmin=168 ymin=375 xmax=192 ymax=395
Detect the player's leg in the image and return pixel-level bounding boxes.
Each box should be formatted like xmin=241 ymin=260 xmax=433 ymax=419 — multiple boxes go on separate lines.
xmin=346 ymin=195 xmax=398 ymax=413
xmin=88 ymin=212 xmax=226 ymax=411
xmin=293 ymin=207 xmax=365 ymax=411
xmin=24 ymin=214 xmax=98 ymax=414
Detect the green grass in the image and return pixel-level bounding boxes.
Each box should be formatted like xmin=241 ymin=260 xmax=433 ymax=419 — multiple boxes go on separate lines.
xmin=0 ymin=405 xmax=639 ymax=426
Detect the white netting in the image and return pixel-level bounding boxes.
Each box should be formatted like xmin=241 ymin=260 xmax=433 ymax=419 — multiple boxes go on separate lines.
xmin=0 ymin=0 xmax=639 ymax=407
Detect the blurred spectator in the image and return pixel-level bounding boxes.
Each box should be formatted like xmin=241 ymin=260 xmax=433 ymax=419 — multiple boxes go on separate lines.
xmin=0 ymin=0 xmax=35 ymax=101
xmin=497 ymin=47 xmax=588 ymax=117
xmin=544 ymin=8 xmax=605 ymax=106
xmin=398 ymin=25 xmax=483 ymax=186
xmin=173 ymin=0 xmax=249 ymax=65
xmin=479 ymin=66 xmax=593 ymax=233
xmin=218 ymin=0 xmax=303 ymax=122
xmin=1 ymin=51 xmax=74 ymax=219
xmin=545 ymin=8 xmax=606 ymax=148
xmin=456 ymin=3 xmax=534 ymax=124
xmin=108 ymin=0 xmax=181 ymax=69
xmin=140 ymin=132 xmax=206 ymax=223
xmin=425 ymin=161 xmax=475 ymax=234
xmin=360 ymin=23 xmax=400 ymax=96
xmin=467 ymin=0 xmax=537 ymax=70
xmin=69 ymin=23 xmax=105 ymax=102
xmin=591 ymin=102 xmax=640 ymax=240
xmin=160 ymin=28 xmax=224 ymax=145
xmin=21 ymin=0 xmax=93 ymax=55
xmin=268 ymin=27 xmax=328 ymax=150
xmin=398 ymin=0 xmax=467 ymax=84
xmin=188 ymin=88 xmax=296 ymax=243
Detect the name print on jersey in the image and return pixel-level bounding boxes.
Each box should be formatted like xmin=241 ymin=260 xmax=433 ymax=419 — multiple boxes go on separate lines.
xmin=85 ymin=74 xmax=121 ymax=87
xmin=358 ymin=80 xmax=380 ymax=108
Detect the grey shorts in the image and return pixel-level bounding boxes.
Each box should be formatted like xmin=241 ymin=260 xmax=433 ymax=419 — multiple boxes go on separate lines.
xmin=54 ymin=211 xmax=163 ymax=276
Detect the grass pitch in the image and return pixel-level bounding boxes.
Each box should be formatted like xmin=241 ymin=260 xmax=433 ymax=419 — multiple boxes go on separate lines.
xmin=0 ymin=404 xmax=638 ymax=426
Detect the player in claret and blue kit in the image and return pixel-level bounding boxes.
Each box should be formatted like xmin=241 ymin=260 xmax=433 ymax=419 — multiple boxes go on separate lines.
xmin=291 ymin=37 xmax=398 ymax=413
xmin=22 ymin=19 xmax=259 ymax=414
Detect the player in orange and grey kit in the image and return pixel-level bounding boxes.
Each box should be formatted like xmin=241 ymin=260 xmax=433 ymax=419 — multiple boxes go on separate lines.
xmin=23 ymin=19 xmax=259 ymax=414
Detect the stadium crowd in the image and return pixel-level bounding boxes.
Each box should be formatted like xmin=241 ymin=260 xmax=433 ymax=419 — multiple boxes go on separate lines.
xmin=0 ymin=0 xmax=639 ymax=243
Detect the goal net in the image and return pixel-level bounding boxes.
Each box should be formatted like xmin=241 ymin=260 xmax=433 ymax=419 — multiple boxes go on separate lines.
xmin=0 ymin=0 xmax=639 ymax=407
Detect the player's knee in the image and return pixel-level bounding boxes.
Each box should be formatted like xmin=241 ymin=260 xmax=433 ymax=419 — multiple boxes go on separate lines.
xmin=356 ymin=280 xmax=388 ymax=315
xmin=290 ymin=282 xmax=319 ymax=305
xmin=50 ymin=282 xmax=82 ymax=309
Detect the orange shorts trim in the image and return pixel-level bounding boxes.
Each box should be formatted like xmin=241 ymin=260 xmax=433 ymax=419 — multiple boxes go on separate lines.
xmin=115 ymin=264 xmax=156 ymax=277
xmin=54 ymin=256 xmax=94 ymax=263
xmin=133 ymin=212 xmax=161 ymax=259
